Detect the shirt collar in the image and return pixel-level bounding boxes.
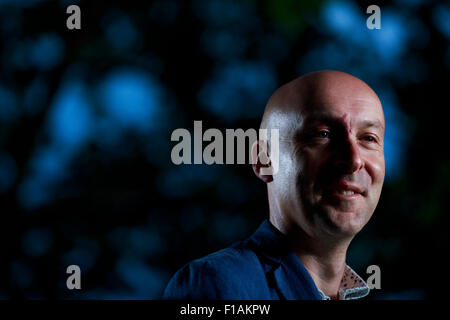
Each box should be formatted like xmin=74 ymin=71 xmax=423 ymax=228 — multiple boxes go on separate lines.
xmin=318 ymin=265 xmax=370 ymax=300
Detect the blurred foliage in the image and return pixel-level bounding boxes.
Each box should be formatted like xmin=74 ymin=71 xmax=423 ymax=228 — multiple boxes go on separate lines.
xmin=0 ymin=0 xmax=449 ymax=299
xmin=262 ymin=0 xmax=324 ymax=36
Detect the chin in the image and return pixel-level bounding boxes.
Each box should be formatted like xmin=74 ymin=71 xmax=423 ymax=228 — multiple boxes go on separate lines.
xmin=333 ymin=223 xmax=363 ymax=237
xmin=322 ymin=207 xmax=367 ymax=237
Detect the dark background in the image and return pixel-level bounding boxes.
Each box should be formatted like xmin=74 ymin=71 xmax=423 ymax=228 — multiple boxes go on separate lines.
xmin=1 ymin=0 xmax=449 ymax=299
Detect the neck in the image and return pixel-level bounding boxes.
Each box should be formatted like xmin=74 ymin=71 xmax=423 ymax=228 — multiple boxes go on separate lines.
xmin=270 ymin=214 xmax=352 ymax=299
xmin=296 ymin=241 xmax=348 ymax=299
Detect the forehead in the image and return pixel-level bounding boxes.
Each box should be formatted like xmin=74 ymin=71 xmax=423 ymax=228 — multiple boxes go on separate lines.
xmin=298 ymin=93 xmax=384 ymax=130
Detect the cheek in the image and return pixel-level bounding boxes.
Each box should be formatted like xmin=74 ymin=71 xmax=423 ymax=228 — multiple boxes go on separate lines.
xmin=295 ymin=149 xmax=328 ymax=191
xmin=365 ymin=153 xmax=385 ymax=189
xmin=277 ymin=147 xmax=310 ymax=195
xmin=275 ymin=147 xmax=302 ymax=192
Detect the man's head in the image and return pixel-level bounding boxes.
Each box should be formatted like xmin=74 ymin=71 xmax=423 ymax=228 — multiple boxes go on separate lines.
xmin=252 ymin=70 xmax=385 ymax=241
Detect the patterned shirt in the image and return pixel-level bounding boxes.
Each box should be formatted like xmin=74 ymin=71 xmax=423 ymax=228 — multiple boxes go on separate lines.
xmin=318 ymin=265 xmax=370 ymax=300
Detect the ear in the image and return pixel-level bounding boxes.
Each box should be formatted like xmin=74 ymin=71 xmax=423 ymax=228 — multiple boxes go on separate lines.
xmin=251 ymin=140 xmax=273 ymax=183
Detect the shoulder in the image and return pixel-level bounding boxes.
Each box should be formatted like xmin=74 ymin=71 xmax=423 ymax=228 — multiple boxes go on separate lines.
xmin=162 ymin=241 xmax=265 ymax=299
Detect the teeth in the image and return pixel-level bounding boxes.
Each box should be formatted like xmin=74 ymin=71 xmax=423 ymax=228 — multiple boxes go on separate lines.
xmin=339 ymin=190 xmax=355 ymax=195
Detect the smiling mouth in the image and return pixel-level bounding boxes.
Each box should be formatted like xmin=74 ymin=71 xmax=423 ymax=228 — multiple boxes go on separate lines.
xmin=324 ymin=186 xmax=365 ymax=200
xmin=321 ymin=190 xmax=362 ymax=205
xmin=328 ymin=189 xmax=361 ymax=198
xmin=337 ymin=190 xmax=356 ymax=196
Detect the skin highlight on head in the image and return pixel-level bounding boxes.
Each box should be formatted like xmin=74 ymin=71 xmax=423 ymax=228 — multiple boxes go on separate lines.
xmin=252 ymin=70 xmax=385 ymax=299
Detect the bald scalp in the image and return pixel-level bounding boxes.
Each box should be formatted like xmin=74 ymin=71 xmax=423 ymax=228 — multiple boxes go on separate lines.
xmin=260 ymin=71 xmax=383 ymax=137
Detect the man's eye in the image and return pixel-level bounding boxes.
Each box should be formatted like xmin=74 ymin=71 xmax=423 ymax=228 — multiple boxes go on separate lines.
xmin=316 ymin=130 xmax=330 ymax=139
xmin=363 ymin=135 xmax=376 ymax=143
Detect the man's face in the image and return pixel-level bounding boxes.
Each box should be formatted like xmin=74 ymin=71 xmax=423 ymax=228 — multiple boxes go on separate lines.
xmin=275 ymin=91 xmax=385 ymax=239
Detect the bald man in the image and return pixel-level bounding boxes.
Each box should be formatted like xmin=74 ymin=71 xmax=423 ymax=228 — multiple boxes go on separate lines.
xmin=163 ymin=71 xmax=385 ymax=300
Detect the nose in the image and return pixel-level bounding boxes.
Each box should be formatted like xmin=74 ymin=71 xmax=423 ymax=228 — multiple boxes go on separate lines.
xmin=333 ymin=135 xmax=363 ymax=174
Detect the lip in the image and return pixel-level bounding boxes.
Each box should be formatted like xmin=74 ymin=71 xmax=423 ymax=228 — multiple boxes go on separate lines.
xmin=326 ymin=192 xmax=362 ymax=201
xmin=324 ymin=180 xmax=366 ymax=200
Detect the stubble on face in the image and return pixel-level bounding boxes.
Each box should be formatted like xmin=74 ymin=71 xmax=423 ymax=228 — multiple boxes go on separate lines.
xmin=264 ymin=71 xmax=385 ymax=240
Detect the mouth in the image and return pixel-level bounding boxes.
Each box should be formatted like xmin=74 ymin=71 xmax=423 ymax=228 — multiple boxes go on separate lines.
xmin=323 ymin=181 xmax=366 ymax=200
xmin=327 ymin=189 xmax=362 ymax=200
